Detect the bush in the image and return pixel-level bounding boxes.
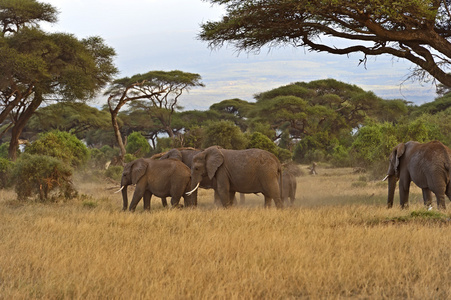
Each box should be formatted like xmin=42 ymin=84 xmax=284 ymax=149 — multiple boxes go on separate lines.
xmin=11 ymin=153 xmax=77 ymax=201
xmin=25 ymin=130 xmax=89 ymax=168
xmin=0 ymin=158 xmax=13 ymax=189
xmin=105 ymin=165 xmax=123 ymax=181
xmin=0 ymin=143 xmax=9 ymax=159
xmin=89 ymin=145 xmax=119 ymax=169
xmin=126 ymin=132 xmax=150 ymax=157
xmin=247 ymin=132 xmax=277 ymax=154
xmin=277 ymin=148 xmax=293 ymax=163
xmin=202 ymin=120 xmax=248 ymax=149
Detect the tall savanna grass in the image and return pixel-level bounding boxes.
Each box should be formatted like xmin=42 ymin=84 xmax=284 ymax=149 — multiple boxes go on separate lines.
xmin=1 ymin=166 xmax=450 ymax=299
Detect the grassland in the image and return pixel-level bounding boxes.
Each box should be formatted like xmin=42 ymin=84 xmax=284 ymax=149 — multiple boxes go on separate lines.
xmin=1 ymin=165 xmax=450 ymax=299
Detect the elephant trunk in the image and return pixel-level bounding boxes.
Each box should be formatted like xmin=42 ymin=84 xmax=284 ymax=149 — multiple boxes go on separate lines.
xmin=387 ymin=175 xmax=397 ymax=209
xmin=121 ymin=185 xmax=128 ymax=211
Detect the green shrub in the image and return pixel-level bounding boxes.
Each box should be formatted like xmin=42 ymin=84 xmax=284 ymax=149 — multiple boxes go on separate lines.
xmin=277 ymin=148 xmax=293 ymax=163
xmin=247 ymin=132 xmax=277 ymax=154
xmin=124 ymin=153 xmax=136 ymax=163
xmin=25 ymin=130 xmax=89 ymax=168
xmin=0 ymin=143 xmax=9 ymax=159
xmin=126 ymin=132 xmax=150 ymax=157
xmin=0 ymin=158 xmax=13 ymax=189
xmin=105 ymin=165 xmax=123 ymax=181
xmin=89 ymin=146 xmax=119 ymax=169
xmin=202 ymin=120 xmax=248 ymax=150
xmin=11 ymin=153 xmax=77 ymax=201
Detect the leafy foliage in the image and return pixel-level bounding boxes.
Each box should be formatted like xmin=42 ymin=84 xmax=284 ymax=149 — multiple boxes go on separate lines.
xmin=89 ymin=145 xmax=119 ymax=169
xmin=11 ymin=153 xmax=77 ymax=201
xmin=202 ymin=120 xmax=247 ymax=150
xmin=0 ymin=1 xmax=117 ymax=160
xmin=27 ymin=102 xmax=111 ymax=138
xmin=25 ymin=130 xmax=89 ymax=168
xmin=126 ymin=132 xmax=151 ymax=157
xmin=0 ymin=157 xmax=13 ymax=189
xmin=200 ymin=0 xmax=451 ymax=87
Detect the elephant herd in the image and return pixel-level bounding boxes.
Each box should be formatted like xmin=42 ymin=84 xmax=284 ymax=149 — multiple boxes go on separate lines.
xmin=119 ymin=141 xmax=451 ymax=211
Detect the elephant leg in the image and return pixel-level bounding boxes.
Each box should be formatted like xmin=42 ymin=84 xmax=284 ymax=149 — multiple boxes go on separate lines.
xmin=264 ymin=179 xmax=283 ymax=209
xmin=289 ymin=191 xmax=296 ymax=206
xmin=213 ymin=190 xmax=222 ymax=207
xmin=398 ymin=179 xmax=411 ymax=209
xmin=161 ymin=197 xmax=168 ymax=207
xmin=239 ymin=193 xmax=245 ymax=205
xmin=171 ymin=195 xmax=182 ymax=207
xmin=264 ymin=196 xmax=272 ymax=208
xmin=129 ymin=186 xmax=146 ymax=212
xmin=230 ymin=191 xmax=237 ymax=206
xmin=216 ymin=186 xmax=232 ymax=207
xmin=435 ymin=193 xmax=447 ymax=210
xmin=422 ymin=189 xmax=433 ymax=208
xmin=190 ymin=189 xmax=198 ymax=206
xmin=143 ymin=190 xmax=152 ymax=211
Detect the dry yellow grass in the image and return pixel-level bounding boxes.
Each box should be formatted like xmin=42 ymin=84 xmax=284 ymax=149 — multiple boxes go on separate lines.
xmin=1 ymin=165 xmax=450 ymax=299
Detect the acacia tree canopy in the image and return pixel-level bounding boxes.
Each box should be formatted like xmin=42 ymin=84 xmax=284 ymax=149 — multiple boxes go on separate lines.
xmin=200 ymin=0 xmax=451 ymax=87
xmin=0 ymin=0 xmax=117 ymax=160
xmin=105 ymin=70 xmax=204 ymax=162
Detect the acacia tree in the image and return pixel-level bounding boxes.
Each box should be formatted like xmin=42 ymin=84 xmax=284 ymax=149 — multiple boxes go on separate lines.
xmin=106 ymin=70 xmax=204 ymax=163
xmin=0 ymin=0 xmax=117 ymax=160
xmin=254 ymin=79 xmax=384 ymax=140
xmin=200 ymin=0 xmax=451 ymax=87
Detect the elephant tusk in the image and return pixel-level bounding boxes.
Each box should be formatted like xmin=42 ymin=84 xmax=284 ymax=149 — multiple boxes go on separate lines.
xmin=382 ymin=175 xmax=389 ymax=182
xmin=114 ymin=186 xmax=125 ymax=193
xmin=186 ymin=182 xmax=200 ymax=196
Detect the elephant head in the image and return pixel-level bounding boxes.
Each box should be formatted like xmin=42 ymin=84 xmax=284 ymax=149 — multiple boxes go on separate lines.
xmin=188 ymin=146 xmax=224 ymax=195
xmin=159 ymin=149 xmax=183 ymax=161
xmin=120 ymin=158 xmax=148 ymax=210
xmin=385 ymin=143 xmax=406 ymax=208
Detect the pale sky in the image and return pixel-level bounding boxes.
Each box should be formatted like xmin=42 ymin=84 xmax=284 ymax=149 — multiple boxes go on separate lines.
xmin=42 ymin=0 xmax=438 ymax=110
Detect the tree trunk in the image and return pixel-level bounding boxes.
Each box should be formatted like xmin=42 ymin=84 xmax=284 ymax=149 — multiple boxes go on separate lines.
xmin=110 ymin=111 xmax=126 ymax=165
xmin=8 ymin=92 xmax=43 ymax=161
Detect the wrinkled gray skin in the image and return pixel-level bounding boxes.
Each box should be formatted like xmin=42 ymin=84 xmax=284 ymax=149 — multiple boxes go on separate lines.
xmin=240 ymin=169 xmax=299 ymax=206
xmin=159 ymin=148 xmax=215 ymax=206
xmin=160 ymin=148 xmax=246 ymax=206
xmin=120 ymin=158 xmax=192 ymax=211
xmin=386 ymin=140 xmax=451 ymax=210
xmin=190 ymin=146 xmax=283 ymax=208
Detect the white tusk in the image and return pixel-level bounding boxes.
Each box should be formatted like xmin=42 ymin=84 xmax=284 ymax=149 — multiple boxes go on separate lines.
xmin=186 ymin=182 xmax=200 ymax=196
xmin=114 ymin=186 xmax=125 ymax=193
xmin=382 ymin=175 xmax=389 ymax=182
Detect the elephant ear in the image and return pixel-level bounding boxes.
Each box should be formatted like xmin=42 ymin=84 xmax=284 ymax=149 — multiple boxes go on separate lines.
xmin=394 ymin=143 xmax=406 ymax=175
xmin=132 ymin=159 xmax=148 ymax=184
xmin=206 ymin=147 xmax=224 ymax=180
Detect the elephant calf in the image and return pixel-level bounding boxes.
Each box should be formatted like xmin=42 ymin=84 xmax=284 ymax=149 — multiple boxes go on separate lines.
xmin=119 ymin=158 xmax=193 ymax=211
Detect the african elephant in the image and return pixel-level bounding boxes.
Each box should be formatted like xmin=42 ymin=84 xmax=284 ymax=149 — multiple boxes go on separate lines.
xmin=187 ymin=146 xmax=283 ymax=208
xmin=384 ymin=140 xmax=451 ymax=210
xmin=240 ymin=163 xmax=302 ymax=206
xmin=119 ymin=158 xmax=192 ymax=211
xmin=158 ymin=148 xmax=214 ymax=206
xmin=282 ymin=171 xmax=297 ymax=205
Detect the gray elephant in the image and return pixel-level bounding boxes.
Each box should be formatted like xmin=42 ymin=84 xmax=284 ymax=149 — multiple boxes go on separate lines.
xmin=187 ymin=146 xmax=283 ymax=208
xmin=119 ymin=158 xmax=193 ymax=211
xmin=281 ymin=163 xmax=303 ymax=205
xmin=384 ymin=140 xmax=451 ymax=209
xmin=240 ymin=163 xmax=302 ymax=206
xmin=157 ymin=148 xmax=215 ymax=206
